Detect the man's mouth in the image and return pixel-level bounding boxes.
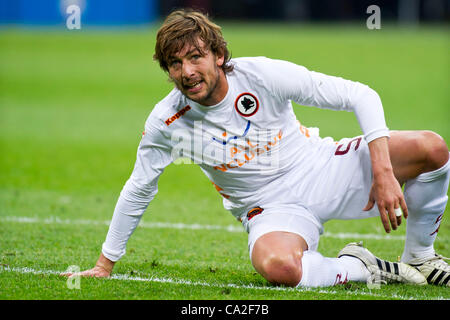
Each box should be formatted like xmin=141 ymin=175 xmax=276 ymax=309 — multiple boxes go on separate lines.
xmin=183 ymin=80 xmax=203 ymax=93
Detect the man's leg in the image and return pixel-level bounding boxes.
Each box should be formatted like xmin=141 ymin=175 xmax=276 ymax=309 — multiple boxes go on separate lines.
xmin=388 ymin=131 xmax=449 ymax=262
xmin=388 ymin=131 xmax=450 ymax=285
xmin=251 ymin=231 xmax=369 ymax=287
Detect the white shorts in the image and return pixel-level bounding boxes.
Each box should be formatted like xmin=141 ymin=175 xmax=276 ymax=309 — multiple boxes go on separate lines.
xmin=244 ymin=208 xmax=321 ymax=259
xmin=242 ymin=135 xmax=380 ymax=258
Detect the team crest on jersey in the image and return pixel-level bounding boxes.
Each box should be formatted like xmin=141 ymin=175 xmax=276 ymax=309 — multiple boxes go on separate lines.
xmin=235 ymin=92 xmax=259 ymax=117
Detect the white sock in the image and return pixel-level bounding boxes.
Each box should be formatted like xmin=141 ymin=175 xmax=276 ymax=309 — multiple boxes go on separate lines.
xmin=297 ymin=250 xmax=370 ymax=287
xmin=402 ymin=156 xmax=450 ymax=263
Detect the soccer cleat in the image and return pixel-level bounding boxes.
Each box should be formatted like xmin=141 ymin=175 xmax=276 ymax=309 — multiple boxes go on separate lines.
xmin=338 ymin=242 xmax=427 ymax=286
xmin=406 ymin=254 xmax=450 ymax=287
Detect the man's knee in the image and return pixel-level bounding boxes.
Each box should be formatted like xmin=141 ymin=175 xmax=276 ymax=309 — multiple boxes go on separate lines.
xmin=420 ymin=131 xmax=449 ymax=172
xmin=251 ymin=231 xmax=307 ymax=287
xmin=254 ymin=252 xmax=303 ymax=287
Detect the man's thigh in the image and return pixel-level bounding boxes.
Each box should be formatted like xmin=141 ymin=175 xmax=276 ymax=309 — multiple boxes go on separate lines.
xmin=308 ymin=131 xmax=441 ymax=222
xmin=303 ymin=136 xmax=377 ymax=222
xmin=388 ymin=130 xmax=448 ymax=184
xmin=246 ymin=210 xmax=321 ymax=261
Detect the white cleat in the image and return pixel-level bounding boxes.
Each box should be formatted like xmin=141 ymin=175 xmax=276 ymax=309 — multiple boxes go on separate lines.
xmin=406 ymin=254 xmax=450 ymax=287
xmin=338 ymin=242 xmax=427 ymax=286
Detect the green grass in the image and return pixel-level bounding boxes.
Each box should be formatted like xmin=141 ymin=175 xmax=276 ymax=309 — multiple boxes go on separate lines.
xmin=0 ymin=23 xmax=449 ymax=301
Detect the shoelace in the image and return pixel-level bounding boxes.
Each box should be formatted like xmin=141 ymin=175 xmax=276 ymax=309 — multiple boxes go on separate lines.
xmin=367 ymin=273 xmax=387 ymax=286
xmin=427 ymin=255 xmax=450 ymax=271
xmin=378 ymin=270 xmax=403 ymax=282
xmin=367 ymin=267 xmax=402 ymax=284
xmin=435 ymin=254 xmax=449 ymax=261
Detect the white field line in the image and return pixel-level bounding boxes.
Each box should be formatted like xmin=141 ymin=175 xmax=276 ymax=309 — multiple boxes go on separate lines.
xmin=1 ymin=265 xmax=447 ymax=300
xmin=0 ymin=215 xmax=413 ymax=241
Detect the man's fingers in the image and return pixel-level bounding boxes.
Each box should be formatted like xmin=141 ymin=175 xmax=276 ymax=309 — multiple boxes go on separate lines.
xmin=60 ymin=271 xmax=84 ymax=278
xmin=59 ymin=272 xmax=73 ymax=277
xmin=60 ymin=269 xmax=97 ymax=278
xmin=378 ymin=204 xmax=391 ymax=233
xmin=400 ymin=198 xmax=408 ymax=219
xmin=363 ymin=199 xmax=375 ymax=211
xmin=394 ymin=207 xmax=402 ymax=226
xmin=387 ymin=204 xmax=398 ymax=230
xmin=78 ymin=270 xmax=98 ymax=277
xmin=379 ymin=199 xmax=407 ymax=233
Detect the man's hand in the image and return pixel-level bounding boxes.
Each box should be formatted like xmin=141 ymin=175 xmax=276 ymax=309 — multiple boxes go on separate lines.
xmin=363 ymin=137 xmax=408 ymax=233
xmin=60 ymin=253 xmax=115 ymax=278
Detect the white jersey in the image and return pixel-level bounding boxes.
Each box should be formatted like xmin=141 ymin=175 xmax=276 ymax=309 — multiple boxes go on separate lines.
xmin=102 ymin=57 xmax=389 ymax=261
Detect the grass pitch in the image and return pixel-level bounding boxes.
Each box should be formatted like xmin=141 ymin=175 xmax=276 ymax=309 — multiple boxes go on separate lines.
xmin=0 ymin=23 xmax=449 ymax=301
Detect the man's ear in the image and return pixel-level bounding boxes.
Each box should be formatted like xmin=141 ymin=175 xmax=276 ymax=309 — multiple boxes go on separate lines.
xmin=215 ymin=50 xmax=225 ymax=67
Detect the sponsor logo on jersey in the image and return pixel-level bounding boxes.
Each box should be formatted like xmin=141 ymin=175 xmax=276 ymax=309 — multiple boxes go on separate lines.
xmin=213 ymin=129 xmax=283 ymax=172
xmin=212 ymin=120 xmax=251 ymax=145
xmin=165 ymin=105 xmax=191 ymax=126
xmin=235 ymin=92 xmax=259 ymax=117
xmin=247 ymin=206 xmax=264 ymax=221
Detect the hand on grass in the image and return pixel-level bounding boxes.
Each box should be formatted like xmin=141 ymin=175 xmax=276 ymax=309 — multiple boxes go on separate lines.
xmin=60 ymin=253 xmax=114 ymax=278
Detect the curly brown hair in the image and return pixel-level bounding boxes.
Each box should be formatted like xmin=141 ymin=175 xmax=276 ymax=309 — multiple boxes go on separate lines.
xmin=153 ymin=9 xmax=233 ymax=74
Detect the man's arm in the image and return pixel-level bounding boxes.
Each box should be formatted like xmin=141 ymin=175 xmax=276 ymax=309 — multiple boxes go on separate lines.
xmin=258 ymin=57 xmax=390 ymax=143
xmin=363 ymin=137 xmax=408 ymax=233
xmin=61 ymin=119 xmax=173 ymax=278
xmin=61 ymin=202 xmax=144 ymax=278
xmin=259 ymin=58 xmax=407 ymax=232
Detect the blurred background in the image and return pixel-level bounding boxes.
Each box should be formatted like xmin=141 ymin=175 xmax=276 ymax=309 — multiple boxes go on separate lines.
xmin=0 ymin=0 xmax=449 ymax=26
xmin=0 ymin=1 xmax=449 ymax=301
xmin=0 ymin=1 xmax=448 ymax=205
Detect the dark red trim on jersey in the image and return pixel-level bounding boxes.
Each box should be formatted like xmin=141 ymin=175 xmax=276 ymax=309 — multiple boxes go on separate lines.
xmin=247 ymin=207 xmax=264 ymax=221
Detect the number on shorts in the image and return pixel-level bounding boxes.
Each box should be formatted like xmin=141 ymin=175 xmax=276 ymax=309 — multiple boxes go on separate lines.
xmin=334 ymin=137 xmax=362 ymax=156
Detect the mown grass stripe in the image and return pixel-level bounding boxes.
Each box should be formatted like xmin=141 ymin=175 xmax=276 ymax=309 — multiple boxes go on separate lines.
xmin=1 ymin=265 xmax=448 ymax=300
xmin=0 ymin=215 xmax=416 ymax=241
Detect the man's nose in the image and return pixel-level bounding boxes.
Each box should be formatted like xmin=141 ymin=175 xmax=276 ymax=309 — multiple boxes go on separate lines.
xmin=181 ymin=61 xmax=195 ymax=79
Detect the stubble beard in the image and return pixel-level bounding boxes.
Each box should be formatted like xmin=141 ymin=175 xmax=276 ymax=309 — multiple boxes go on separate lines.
xmin=176 ymin=65 xmax=222 ymax=106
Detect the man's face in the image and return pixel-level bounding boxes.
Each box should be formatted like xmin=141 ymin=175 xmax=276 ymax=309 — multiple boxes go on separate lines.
xmin=167 ymin=39 xmax=227 ymax=106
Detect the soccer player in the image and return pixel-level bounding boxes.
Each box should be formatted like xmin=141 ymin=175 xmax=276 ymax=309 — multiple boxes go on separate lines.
xmin=63 ymin=9 xmax=450 ymax=287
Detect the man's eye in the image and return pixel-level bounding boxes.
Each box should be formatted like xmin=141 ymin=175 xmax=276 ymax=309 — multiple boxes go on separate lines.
xmin=170 ymin=61 xmax=180 ymax=67
xmin=192 ymin=55 xmax=201 ymax=60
